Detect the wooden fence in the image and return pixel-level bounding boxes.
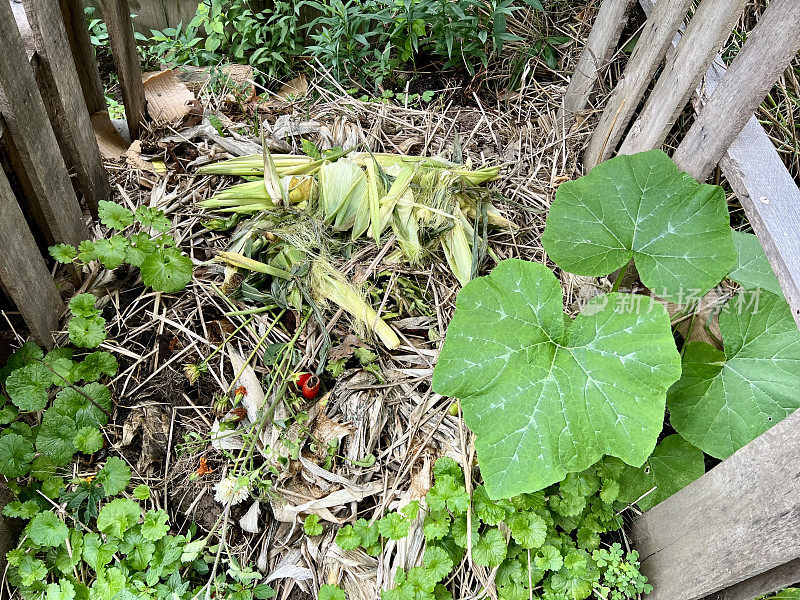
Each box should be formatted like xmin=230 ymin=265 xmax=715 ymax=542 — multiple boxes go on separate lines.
xmin=0 ymin=0 xmax=145 ymax=349
xmin=560 ymin=0 xmax=800 ymax=599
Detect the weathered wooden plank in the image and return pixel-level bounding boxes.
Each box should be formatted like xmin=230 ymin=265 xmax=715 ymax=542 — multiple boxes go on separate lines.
xmin=59 ymin=0 xmax=106 ymax=116
xmin=618 ymin=0 xmax=748 ymax=155
xmin=99 ymin=0 xmax=146 ymax=139
xmin=0 ymin=168 xmax=64 ymax=348
xmin=0 ymin=0 xmax=89 ymax=248
xmin=673 ymin=0 xmax=800 ymax=181
xmin=704 ymin=558 xmax=800 ymax=600
xmin=583 ymin=0 xmax=693 ymax=168
xmin=631 ymin=409 xmax=800 ymax=600
xmin=23 ymin=0 xmax=111 ymax=217
xmin=558 ymin=0 xmax=636 ymax=125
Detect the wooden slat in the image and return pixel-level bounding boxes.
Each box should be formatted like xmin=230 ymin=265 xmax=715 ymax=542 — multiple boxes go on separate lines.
xmin=59 ymin=0 xmax=106 ymax=116
xmin=558 ymin=0 xmax=635 ymax=125
xmin=705 ymin=558 xmax=800 ymax=600
xmin=673 ymin=0 xmax=800 ymax=181
xmin=0 ymin=168 xmax=64 ymax=348
xmin=631 ymin=409 xmax=800 ymax=600
xmin=583 ymin=0 xmax=693 ymax=168
xmin=618 ymin=0 xmax=747 ymax=155
xmin=99 ymin=0 xmax=146 ymax=139
xmin=23 ymin=0 xmax=111 ymax=217
xmin=0 ymin=0 xmax=89 ymax=248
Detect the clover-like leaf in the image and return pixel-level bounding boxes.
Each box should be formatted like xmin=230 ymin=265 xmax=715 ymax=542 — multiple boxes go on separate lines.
xmin=6 ymin=362 xmax=51 ymax=411
xmin=668 ymin=289 xmax=800 ymax=458
xmin=93 ymin=236 xmax=129 ymax=269
xmin=36 ymin=411 xmax=77 ymax=466
xmin=68 ymin=315 xmax=106 ymax=349
xmin=96 ymin=456 xmax=131 ymax=496
xmin=74 ymin=426 xmax=104 ymax=454
xmin=135 ymin=206 xmax=171 ymax=232
xmin=507 ymin=510 xmax=547 ymax=549
xmin=472 ymin=527 xmax=507 ymax=568
xmin=0 ymin=433 xmax=35 ymax=478
xmin=334 ymin=524 xmax=360 ymax=550
xmin=535 ymin=545 xmax=563 ymax=572
xmin=423 ymin=546 xmax=454 ymax=582
xmin=729 ymin=231 xmax=783 ymax=297
xmin=617 ymin=434 xmax=704 ymax=511
xmin=378 ymin=512 xmax=410 ymax=540
xmin=319 ymin=585 xmax=345 ymax=600
xmin=542 ymin=150 xmax=735 ymax=301
xmin=98 ymin=200 xmax=134 ymax=230
xmin=49 ymin=244 xmax=77 ymax=264
xmin=140 ymin=247 xmax=193 ymax=293
xmin=97 ymin=498 xmax=140 ymax=539
xmin=303 ymin=514 xmax=323 ymax=536
xmin=75 ymin=351 xmax=118 ymax=382
xmin=53 ymin=382 xmax=111 ymax=428
xmin=432 ymin=259 xmax=682 ymax=498
xmin=142 ymin=509 xmax=170 ymax=541
xmin=28 ymin=511 xmax=68 ymax=547
xmin=125 ymin=232 xmax=157 ymax=267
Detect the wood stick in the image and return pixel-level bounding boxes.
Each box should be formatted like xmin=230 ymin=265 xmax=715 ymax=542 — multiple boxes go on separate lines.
xmin=557 ymin=0 xmax=636 ymax=126
xmin=673 ymin=0 xmax=800 ymax=181
xmin=59 ymin=0 xmax=106 ymax=116
xmin=584 ymin=0 xmax=693 ymax=168
xmin=631 ymin=409 xmax=800 ymax=600
xmin=618 ymin=0 xmax=748 ymax=155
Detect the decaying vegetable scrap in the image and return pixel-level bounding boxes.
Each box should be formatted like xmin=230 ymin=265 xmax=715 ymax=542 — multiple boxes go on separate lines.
xmin=197 ymin=146 xmax=513 ymax=350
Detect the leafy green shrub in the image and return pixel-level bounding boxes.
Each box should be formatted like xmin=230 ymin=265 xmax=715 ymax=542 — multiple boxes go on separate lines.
xmin=184 ymin=0 xmax=305 ymax=81
xmin=50 ymin=201 xmax=192 ymax=294
xmin=333 ymin=457 xmax=652 ymax=600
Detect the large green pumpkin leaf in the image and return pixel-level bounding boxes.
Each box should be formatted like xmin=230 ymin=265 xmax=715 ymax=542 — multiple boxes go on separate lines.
xmin=542 ymin=150 xmax=735 ymax=301
xmin=728 ymin=231 xmax=783 ymax=297
xmin=616 ymin=435 xmax=705 ymax=511
xmin=432 ymin=259 xmax=682 ymax=498
xmin=668 ymin=289 xmax=800 ymax=458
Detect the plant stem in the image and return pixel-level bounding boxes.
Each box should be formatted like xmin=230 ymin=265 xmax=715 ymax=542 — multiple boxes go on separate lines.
xmin=611 ymin=259 xmax=633 ymax=293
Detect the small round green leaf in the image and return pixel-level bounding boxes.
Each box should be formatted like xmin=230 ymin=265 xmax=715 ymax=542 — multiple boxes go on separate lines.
xmin=6 ymin=363 xmax=51 ymax=411
xmin=28 ymin=511 xmax=68 ymax=547
xmin=0 ymin=433 xmax=35 ymax=478
xmin=74 ymin=426 xmax=104 ymax=454
xmin=49 ymin=244 xmax=77 ymax=264
xmin=98 ymin=200 xmax=134 ymax=230
xmin=140 ymin=247 xmax=192 ymax=293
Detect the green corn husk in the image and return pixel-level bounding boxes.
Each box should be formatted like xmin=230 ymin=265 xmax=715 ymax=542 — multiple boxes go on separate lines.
xmin=392 ymin=190 xmax=423 ymax=264
xmin=310 ymin=260 xmax=400 ymax=350
xmin=200 ymin=175 xmax=316 ymax=213
xmin=198 ymin=154 xmax=313 ymax=176
xmin=318 ymin=160 xmax=368 ymax=232
xmin=440 ymin=206 xmax=474 ymax=287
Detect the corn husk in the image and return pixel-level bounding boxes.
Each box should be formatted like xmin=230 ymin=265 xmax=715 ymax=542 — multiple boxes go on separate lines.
xmin=440 ymin=206 xmax=474 ymax=287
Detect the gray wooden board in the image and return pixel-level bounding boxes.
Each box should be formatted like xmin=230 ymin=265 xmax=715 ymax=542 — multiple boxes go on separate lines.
xmin=0 ymin=0 xmax=89 ymax=248
xmin=24 ymin=0 xmax=110 ymax=216
xmin=584 ymin=0 xmax=694 ymax=168
xmin=60 ymin=0 xmax=106 ymax=116
xmin=704 ymin=558 xmax=800 ymax=600
xmin=630 ymin=409 xmax=800 ymax=600
xmin=0 ymin=168 xmax=64 ymax=348
xmin=99 ymin=0 xmax=146 ymax=140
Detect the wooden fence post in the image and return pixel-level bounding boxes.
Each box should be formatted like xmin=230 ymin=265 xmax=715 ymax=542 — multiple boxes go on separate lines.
xmin=557 ymin=0 xmax=636 ymax=126
xmin=630 ymin=409 xmax=800 ymax=600
xmin=98 ymin=0 xmax=146 ymax=139
xmin=583 ymin=0 xmax=693 ymax=168
xmin=23 ymin=0 xmax=111 ymax=217
xmin=0 ymin=168 xmax=64 ymax=349
xmin=59 ymin=0 xmax=107 ymax=116
xmin=672 ymin=0 xmax=800 ymax=181
xmin=618 ymin=0 xmax=748 ymax=155
xmin=0 ymin=0 xmax=89 ymax=248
